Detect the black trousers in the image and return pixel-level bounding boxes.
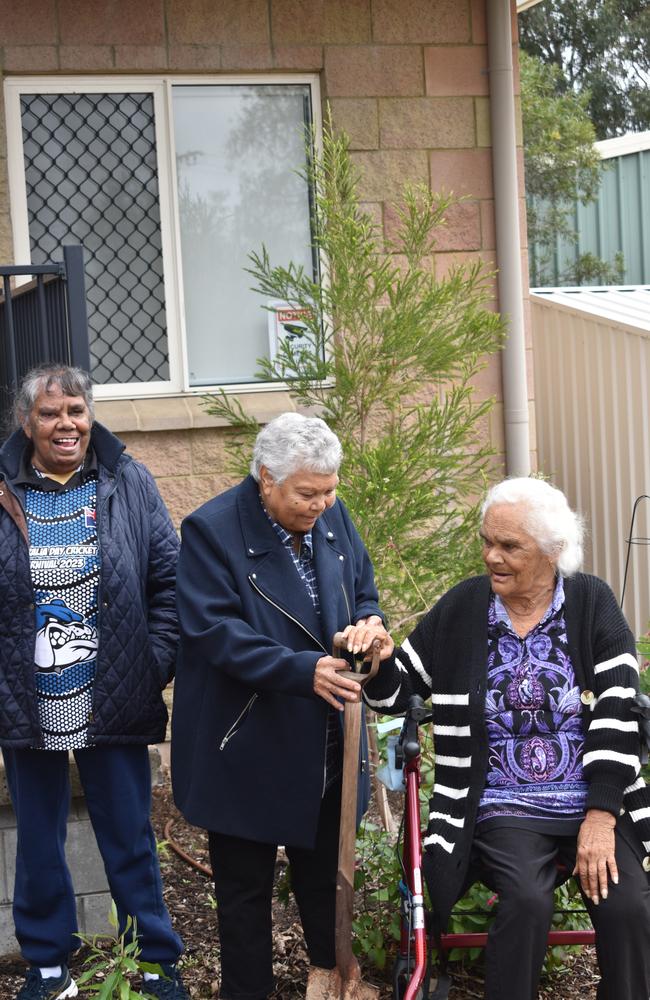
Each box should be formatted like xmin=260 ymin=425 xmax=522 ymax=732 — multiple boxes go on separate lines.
xmin=208 ymin=783 xmax=341 ymax=1000
xmin=467 ymin=823 xmax=650 ymax=1000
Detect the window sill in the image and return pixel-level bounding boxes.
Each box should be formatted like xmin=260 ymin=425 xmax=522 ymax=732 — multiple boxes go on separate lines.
xmin=94 ymin=389 xmax=298 ymax=434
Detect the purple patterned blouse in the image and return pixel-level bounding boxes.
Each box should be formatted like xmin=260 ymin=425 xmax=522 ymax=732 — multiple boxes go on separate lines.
xmin=476 ymin=577 xmax=588 ymax=831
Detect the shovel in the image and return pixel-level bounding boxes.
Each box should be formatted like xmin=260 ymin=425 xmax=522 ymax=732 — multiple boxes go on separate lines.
xmin=306 ymin=635 xmax=382 ymax=1000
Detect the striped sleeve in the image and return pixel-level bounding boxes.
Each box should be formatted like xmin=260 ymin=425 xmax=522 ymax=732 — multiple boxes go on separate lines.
xmin=363 ymin=610 xmax=436 ymax=714
xmin=584 ymin=635 xmax=642 ymax=816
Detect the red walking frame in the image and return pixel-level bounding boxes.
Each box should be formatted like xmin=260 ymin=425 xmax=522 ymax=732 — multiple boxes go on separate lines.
xmin=391 ymin=695 xmax=595 ymax=1000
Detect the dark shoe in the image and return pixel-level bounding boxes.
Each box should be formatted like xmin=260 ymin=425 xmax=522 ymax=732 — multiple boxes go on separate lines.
xmin=16 ymin=967 xmax=78 ymax=999
xmin=143 ymin=965 xmax=190 ymax=999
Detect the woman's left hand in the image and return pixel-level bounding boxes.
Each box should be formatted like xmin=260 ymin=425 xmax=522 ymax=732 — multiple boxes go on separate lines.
xmin=337 ymin=618 xmax=395 ymax=660
xmin=573 ymin=808 xmax=618 ymax=904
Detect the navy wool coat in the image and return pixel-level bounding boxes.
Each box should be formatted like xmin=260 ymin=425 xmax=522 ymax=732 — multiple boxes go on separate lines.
xmin=0 ymin=423 xmax=179 ymax=748
xmin=171 ymin=474 xmax=383 ymax=849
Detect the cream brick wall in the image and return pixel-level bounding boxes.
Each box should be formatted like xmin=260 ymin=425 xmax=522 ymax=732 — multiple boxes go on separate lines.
xmin=0 ymin=0 xmax=536 ymax=506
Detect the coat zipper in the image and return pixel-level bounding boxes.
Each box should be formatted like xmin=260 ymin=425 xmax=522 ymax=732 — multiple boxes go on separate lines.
xmin=248 ymin=572 xmax=331 ymax=791
xmin=340 ymin=582 xmax=352 ymax=627
xmin=248 ymin=575 xmax=327 ymax=653
xmin=219 ymin=693 xmax=258 ymax=750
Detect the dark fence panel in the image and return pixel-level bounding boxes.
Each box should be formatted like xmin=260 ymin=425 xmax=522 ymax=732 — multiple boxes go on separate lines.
xmin=0 ymin=245 xmax=90 ymax=435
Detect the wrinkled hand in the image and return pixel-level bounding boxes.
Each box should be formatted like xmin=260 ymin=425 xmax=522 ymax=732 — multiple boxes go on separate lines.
xmin=337 ymin=618 xmax=395 ymax=660
xmin=314 ymin=655 xmax=362 ymax=710
xmin=573 ymin=808 xmax=618 ymax=904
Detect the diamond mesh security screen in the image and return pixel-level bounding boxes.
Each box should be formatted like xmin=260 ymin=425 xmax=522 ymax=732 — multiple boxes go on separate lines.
xmin=20 ymin=92 xmax=169 ymax=385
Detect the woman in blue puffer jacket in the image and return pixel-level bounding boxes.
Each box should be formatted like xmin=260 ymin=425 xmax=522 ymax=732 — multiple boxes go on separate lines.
xmin=0 ymin=364 xmax=188 ymax=1000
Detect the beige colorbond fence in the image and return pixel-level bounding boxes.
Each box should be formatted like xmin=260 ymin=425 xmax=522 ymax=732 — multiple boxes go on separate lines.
xmin=531 ymin=288 xmax=650 ymax=641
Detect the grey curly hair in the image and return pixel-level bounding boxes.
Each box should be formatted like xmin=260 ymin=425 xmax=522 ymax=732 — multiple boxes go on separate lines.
xmin=14 ymin=364 xmax=95 ymax=428
xmin=250 ymin=413 xmax=342 ymax=484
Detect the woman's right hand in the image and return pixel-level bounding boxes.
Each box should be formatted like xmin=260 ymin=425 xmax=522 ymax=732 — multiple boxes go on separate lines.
xmin=313 ymin=655 xmax=363 ymax=709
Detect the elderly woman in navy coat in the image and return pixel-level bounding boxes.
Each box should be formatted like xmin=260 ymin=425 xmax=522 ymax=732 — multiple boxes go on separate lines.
xmin=172 ymin=413 xmax=390 ymax=1000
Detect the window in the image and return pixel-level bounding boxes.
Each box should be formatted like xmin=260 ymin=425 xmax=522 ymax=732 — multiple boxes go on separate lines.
xmin=5 ymin=76 xmax=319 ymax=398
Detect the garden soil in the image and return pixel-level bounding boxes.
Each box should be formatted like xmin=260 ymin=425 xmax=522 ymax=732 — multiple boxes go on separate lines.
xmin=0 ymin=765 xmax=600 ymax=999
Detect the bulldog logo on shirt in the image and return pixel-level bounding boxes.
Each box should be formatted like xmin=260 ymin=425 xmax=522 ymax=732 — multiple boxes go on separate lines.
xmin=34 ymin=599 xmax=98 ymax=673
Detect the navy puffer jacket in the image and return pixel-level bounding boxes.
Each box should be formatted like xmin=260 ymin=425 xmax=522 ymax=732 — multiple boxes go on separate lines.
xmin=0 ymin=422 xmax=179 ymax=748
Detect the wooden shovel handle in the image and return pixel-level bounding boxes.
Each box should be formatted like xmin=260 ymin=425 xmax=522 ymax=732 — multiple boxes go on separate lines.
xmin=332 ymin=635 xmax=382 ymax=686
xmin=335 ymin=697 xmax=363 ymax=980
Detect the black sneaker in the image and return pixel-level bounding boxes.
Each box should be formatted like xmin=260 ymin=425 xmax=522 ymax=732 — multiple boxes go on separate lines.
xmin=143 ymin=965 xmax=190 ymax=999
xmin=16 ymin=967 xmax=78 ymax=999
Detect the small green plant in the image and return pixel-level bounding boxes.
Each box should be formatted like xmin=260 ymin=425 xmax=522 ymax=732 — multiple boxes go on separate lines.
xmin=75 ymin=902 xmax=164 ymax=999
xmin=155 ymin=838 xmax=170 ymax=860
xmin=353 ymin=822 xmax=402 ymax=970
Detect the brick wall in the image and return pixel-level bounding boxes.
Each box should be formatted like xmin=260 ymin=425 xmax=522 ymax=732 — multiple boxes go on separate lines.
xmin=0 ymin=0 xmax=534 ymax=524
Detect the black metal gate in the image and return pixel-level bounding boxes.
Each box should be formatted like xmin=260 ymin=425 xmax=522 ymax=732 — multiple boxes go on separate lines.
xmin=0 ymin=244 xmax=91 ymax=435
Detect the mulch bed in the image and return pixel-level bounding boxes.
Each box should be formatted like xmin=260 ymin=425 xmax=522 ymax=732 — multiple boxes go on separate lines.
xmin=0 ymin=765 xmax=600 ymax=999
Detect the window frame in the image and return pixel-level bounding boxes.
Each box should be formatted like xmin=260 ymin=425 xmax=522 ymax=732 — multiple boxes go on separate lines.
xmin=4 ymin=74 xmax=322 ymax=402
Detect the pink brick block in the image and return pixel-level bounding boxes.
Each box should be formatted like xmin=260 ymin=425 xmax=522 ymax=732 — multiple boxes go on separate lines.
xmin=437 ymin=200 xmax=482 ymax=251
xmin=384 ymin=198 xmax=481 ymax=251
xmin=221 ymin=45 xmax=274 ymax=70
xmin=480 ymin=199 xmax=496 ymax=250
xmin=372 ymin=0 xmax=470 ymax=43
xmin=424 ymin=45 xmax=488 ymax=96
xmin=351 ymin=149 xmax=429 ymax=202
xmin=325 ymin=46 xmax=424 ymax=98
xmin=272 ymin=0 xmax=371 ymax=44
xmin=330 ymin=98 xmax=379 ymax=150
xmin=0 ymin=0 xmax=56 ymax=44
xmin=0 ymin=210 xmax=13 ymax=265
xmin=380 ymin=97 xmax=474 ymax=149
xmin=59 ymin=0 xmax=165 ymax=45
xmin=434 ymin=249 xmax=496 ymax=283
xmin=272 ymin=45 xmax=324 ymax=70
xmin=471 ymin=353 xmax=503 ymax=401
xmin=429 ymin=148 xmax=493 ymax=200
xmin=59 ymin=46 xmax=114 ymax=71
xmin=167 ymin=45 xmax=222 ymax=70
xmin=471 ymin=0 xmax=487 ymax=43
xmin=167 ymin=0 xmax=269 ymax=45
xmin=114 ymin=45 xmax=168 ymax=70
xmin=3 ymin=46 xmax=58 ymax=71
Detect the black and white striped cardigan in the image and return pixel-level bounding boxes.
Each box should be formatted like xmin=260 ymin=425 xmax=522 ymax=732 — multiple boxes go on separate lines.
xmin=364 ymin=573 xmax=650 ymax=930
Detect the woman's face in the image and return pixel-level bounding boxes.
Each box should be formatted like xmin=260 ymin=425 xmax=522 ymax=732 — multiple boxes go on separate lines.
xmin=480 ymin=502 xmax=556 ymax=602
xmin=259 ymin=466 xmax=338 ymax=534
xmin=23 ymin=385 xmax=92 ymax=477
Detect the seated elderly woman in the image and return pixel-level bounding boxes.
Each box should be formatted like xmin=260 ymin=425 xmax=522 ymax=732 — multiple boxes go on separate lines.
xmin=363 ymin=477 xmax=650 ymax=1000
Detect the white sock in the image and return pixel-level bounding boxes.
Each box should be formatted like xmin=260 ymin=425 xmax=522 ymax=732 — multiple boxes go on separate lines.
xmin=143 ymin=972 xmax=160 ymax=981
xmin=39 ymin=966 xmax=62 ymax=979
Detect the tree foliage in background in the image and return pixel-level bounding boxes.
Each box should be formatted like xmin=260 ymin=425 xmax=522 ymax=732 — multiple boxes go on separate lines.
xmin=519 ymin=0 xmax=650 ymax=140
xmin=520 ymin=51 xmax=625 ymax=287
xmin=204 ymin=116 xmax=503 ymax=635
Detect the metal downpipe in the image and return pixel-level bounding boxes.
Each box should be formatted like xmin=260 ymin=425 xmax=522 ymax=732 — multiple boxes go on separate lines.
xmin=487 ymin=0 xmax=531 ymax=476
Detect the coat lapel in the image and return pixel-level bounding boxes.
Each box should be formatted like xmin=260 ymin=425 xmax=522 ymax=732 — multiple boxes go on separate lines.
xmin=237 ymin=477 xmax=325 ymax=646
